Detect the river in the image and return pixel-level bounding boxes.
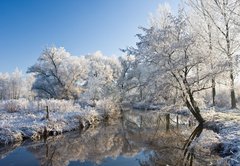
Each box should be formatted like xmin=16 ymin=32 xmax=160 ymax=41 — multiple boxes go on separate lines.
xmin=0 ymin=110 xmax=220 ymax=166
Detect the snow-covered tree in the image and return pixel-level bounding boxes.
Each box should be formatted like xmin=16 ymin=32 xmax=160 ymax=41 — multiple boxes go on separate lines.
xmin=0 ymin=73 xmax=10 ymax=100
xmin=9 ymin=68 xmax=23 ymax=99
xmin=117 ymin=55 xmax=139 ymax=102
xmin=188 ymin=0 xmax=240 ymax=108
xmin=0 ymin=69 xmax=32 ymax=100
xmin=28 ymin=47 xmax=88 ymax=100
xmin=123 ymin=7 xmax=221 ymax=123
xmin=21 ymin=74 xmax=36 ymax=100
xmin=187 ymin=0 xmax=219 ymax=106
xmin=82 ymin=51 xmax=122 ymax=103
xmin=117 ymin=54 xmax=162 ymax=104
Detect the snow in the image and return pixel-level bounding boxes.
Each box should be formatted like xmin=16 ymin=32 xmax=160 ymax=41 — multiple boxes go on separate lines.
xmin=0 ymin=99 xmax=119 ymax=145
xmin=202 ymin=108 xmax=240 ymax=165
xmin=164 ymin=107 xmax=240 ymax=165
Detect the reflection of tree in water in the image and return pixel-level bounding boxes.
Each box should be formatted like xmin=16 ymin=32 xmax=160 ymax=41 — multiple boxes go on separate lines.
xmin=0 ymin=111 xmax=220 ymax=166
xmin=182 ymin=124 xmax=203 ymax=166
xmin=27 ymin=122 xmax=139 ymax=166
xmin=139 ymin=124 xmax=219 ymax=166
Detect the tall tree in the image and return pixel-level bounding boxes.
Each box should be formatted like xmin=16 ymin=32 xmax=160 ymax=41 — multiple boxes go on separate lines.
xmin=82 ymin=51 xmax=121 ymax=102
xmin=188 ymin=0 xmax=218 ymax=106
xmin=188 ymin=0 xmax=240 ymax=108
xmin=124 ymin=8 xmax=220 ymax=123
xmin=28 ymin=47 xmax=88 ymax=100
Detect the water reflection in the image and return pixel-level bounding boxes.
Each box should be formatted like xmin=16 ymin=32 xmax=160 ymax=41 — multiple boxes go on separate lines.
xmin=183 ymin=124 xmax=203 ymax=166
xmin=139 ymin=124 xmax=205 ymax=166
xmin=0 ymin=111 xmax=219 ymax=166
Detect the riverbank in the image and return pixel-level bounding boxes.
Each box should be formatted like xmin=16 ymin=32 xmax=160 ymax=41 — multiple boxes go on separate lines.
xmin=0 ymin=108 xmax=103 ymax=144
xmin=0 ymin=99 xmax=121 ymax=145
xmin=169 ymin=107 xmax=240 ymax=165
xmin=201 ymin=108 xmax=240 ymax=165
xmin=0 ymin=110 xmax=220 ymax=166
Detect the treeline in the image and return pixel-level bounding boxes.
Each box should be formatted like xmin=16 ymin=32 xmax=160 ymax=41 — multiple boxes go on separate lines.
xmin=0 ymin=48 xmax=121 ymax=104
xmin=0 ymin=69 xmax=34 ymax=100
xmin=27 ymin=48 xmax=122 ymax=102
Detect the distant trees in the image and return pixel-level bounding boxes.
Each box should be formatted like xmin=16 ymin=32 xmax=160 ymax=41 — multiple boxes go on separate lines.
xmin=0 ymin=69 xmax=33 ymax=100
xmin=0 ymin=73 xmax=10 ymax=100
xmin=8 ymin=69 xmax=23 ymax=99
xmin=117 ymin=55 xmax=139 ymax=102
xmin=188 ymin=0 xmax=218 ymax=106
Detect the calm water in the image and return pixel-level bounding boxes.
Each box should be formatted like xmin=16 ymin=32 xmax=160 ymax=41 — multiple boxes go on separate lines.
xmin=0 ymin=110 xmax=220 ymax=166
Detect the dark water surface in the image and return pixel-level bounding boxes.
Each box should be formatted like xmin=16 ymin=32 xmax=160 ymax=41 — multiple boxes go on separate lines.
xmin=0 ymin=110 xmax=220 ymax=166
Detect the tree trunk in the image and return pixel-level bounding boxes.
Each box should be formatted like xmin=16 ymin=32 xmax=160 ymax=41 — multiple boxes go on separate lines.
xmin=165 ymin=114 xmax=170 ymax=132
xmin=230 ymin=71 xmax=236 ymax=109
xmin=185 ymin=99 xmax=205 ymax=124
xmin=212 ymin=78 xmax=216 ymax=106
xmin=184 ymin=91 xmax=205 ymax=124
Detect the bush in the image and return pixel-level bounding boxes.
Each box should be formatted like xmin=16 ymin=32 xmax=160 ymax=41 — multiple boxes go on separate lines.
xmin=95 ymin=98 xmax=121 ymax=119
xmin=1 ymin=99 xmax=30 ymax=112
xmin=0 ymin=99 xmax=80 ymax=113
xmin=43 ymin=99 xmax=79 ymax=112
xmin=4 ymin=100 xmax=21 ymax=112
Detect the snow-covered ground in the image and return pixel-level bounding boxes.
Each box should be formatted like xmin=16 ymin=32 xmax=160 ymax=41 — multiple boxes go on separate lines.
xmin=0 ymin=99 xmax=120 ymax=145
xmin=202 ymin=108 xmax=240 ymax=165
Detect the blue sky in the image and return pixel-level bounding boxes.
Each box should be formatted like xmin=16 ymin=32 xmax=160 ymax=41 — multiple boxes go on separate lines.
xmin=0 ymin=0 xmax=178 ymax=73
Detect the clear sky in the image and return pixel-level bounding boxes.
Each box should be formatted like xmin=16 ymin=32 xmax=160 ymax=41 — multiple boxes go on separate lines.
xmin=0 ymin=0 xmax=178 ymax=73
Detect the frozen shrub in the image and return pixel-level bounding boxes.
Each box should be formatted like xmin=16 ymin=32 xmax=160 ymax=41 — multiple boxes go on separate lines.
xmin=1 ymin=99 xmax=81 ymax=113
xmin=96 ymin=98 xmax=121 ymax=119
xmin=37 ymin=99 xmax=80 ymax=112
xmin=17 ymin=98 xmax=29 ymax=110
xmin=4 ymin=100 xmax=20 ymax=112
xmin=2 ymin=99 xmax=30 ymax=112
xmin=83 ymin=109 xmax=102 ymax=124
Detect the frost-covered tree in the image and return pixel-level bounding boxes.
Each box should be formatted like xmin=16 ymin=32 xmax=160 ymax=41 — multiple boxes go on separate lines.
xmin=0 ymin=73 xmax=10 ymax=100
xmin=188 ymin=0 xmax=240 ymax=108
xmin=123 ymin=8 xmax=221 ymax=123
xmin=117 ymin=55 xmax=139 ymax=102
xmin=82 ymin=51 xmax=121 ymax=103
xmin=117 ymin=55 xmax=162 ymax=104
xmin=187 ymin=0 xmax=220 ymax=106
xmin=21 ymin=74 xmax=36 ymax=100
xmin=28 ymin=47 xmax=88 ymax=100
xmin=0 ymin=69 xmax=32 ymax=100
xmin=9 ymin=68 xmax=23 ymax=99
xmin=58 ymin=56 xmax=88 ymax=99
